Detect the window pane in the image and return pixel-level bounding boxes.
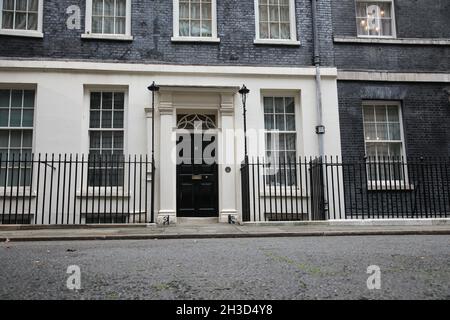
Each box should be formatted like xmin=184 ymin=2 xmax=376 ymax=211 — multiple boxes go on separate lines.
xmin=102 ymin=92 xmax=113 ymax=109
xmin=191 ymin=20 xmax=200 ymax=37
xmin=269 ymin=5 xmax=279 ymax=22
xmin=90 ymin=132 xmax=101 ymax=149
xmin=22 ymin=110 xmax=33 ymax=127
xmin=180 ymin=20 xmax=189 ymax=36
xmin=286 ymin=115 xmax=295 ymax=131
xmin=364 ymin=123 xmax=376 ymax=140
xmin=376 ymin=123 xmax=388 ymax=140
xmin=259 ymin=22 xmax=269 ymax=39
xmin=275 ymin=115 xmax=285 ymax=130
xmin=389 ymin=143 xmax=402 ymax=157
xmin=0 ymin=131 xmax=9 ymax=147
xmin=387 ymin=105 xmax=399 ymax=121
xmin=17 ymin=0 xmax=27 ymax=11
xmin=363 ymin=105 xmax=375 ymax=122
xmin=113 ymin=111 xmax=123 ymax=128
xmin=201 ymin=21 xmax=212 ymax=37
xmin=285 ymin=97 xmax=294 ymax=113
xmin=27 ymin=13 xmax=38 ymax=30
xmin=113 ymin=92 xmax=124 ymax=109
xmin=285 ymin=133 xmax=296 ymax=150
xmin=357 ymin=18 xmax=368 ymax=36
xmin=93 ymin=0 xmax=103 ymax=15
xmin=0 ymin=169 xmax=5 ymax=187
xmin=259 ymin=5 xmax=268 ymax=21
xmin=191 ymin=3 xmax=200 ymax=19
xmin=280 ymin=6 xmax=290 ymax=21
xmin=90 ymin=111 xmax=100 ymax=128
xmin=274 ymin=97 xmax=284 ymax=113
xmin=92 ymin=16 xmax=103 ymax=33
xmin=202 ymin=3 xmax=211 ymax=20
xmin=113 ymin=132 xmax=124 ymax=148
xmin=116 ymin=0 xmax=126 ymax=16
xmin=3 ymin=0 xmax=14 ymax=10
xmin=0 ymin=90 xmax=10 ymax=108
xmin=381 ymin=19 xmax=392 ymax=36
xmin=375 ymin=106 xmax=387 ymax=122
xmin=104 ymin=0 xmax=114 ymax=16
xmin=265 ymin=133 xmax=272 ymax=150
xmin=115 ymin=17 xmax=125 ymax=34
xmin=15 ymin=13 xmax=27 ymax=30
xmin=11 ymin=90 xmax=23 ymax=108
xmin=10 ymin=131 xmax=21 ymax=148
xmin=101 ymin=111 xmax=112 ymax=128
xmin=280 ymin=23 xmax=290 ymax=39
xmin=103 ymin=17 xmax=114 ymax=34
xmin=23 ymin=90 xmax=35 ymax=108
xmin=102 ymin=132 xmax=113 ymax=149
xmin=28 ymin=0 xmax=39 ymax=11
xmin=180 ymin=3 xmax=189 ymax=19
xmin=269 ymin=23 xmax=279 ymax=39
xmin=90 ymin=92 xmax=101 ymax=109
xmin=0 ymin=110 xmax=8 ymax=126
xmin=264 ymin=115 xmax=273 ymax=130
xmin=377 ymin=143 xmax=389 ymax=158
xmin=388 ymin=123 xmax=401 ymax=140
xmin=22 ymin=131 xmax=32 ymax=147
xmin=2 ymin=12 xmax=14 ymax=29
xmin=10 ymin=110 xmax=22 ymax=127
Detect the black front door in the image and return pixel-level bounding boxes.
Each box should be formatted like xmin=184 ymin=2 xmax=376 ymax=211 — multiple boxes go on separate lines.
xmin=176 ymin=133 xmax=218 ymax=217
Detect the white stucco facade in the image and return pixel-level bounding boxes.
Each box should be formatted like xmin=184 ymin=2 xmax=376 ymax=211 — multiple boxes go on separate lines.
xmin=0 ymin=60 xmax=342 ymax=223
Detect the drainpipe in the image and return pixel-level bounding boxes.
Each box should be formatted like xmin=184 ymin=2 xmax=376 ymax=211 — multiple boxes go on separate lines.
xmin=311 ymin=0 xmax=325 ymax=158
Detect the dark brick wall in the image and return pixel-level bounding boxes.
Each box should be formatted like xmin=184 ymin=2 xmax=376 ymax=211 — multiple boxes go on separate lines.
xmin=331 ymin=0 xmax=450 ymax=72
xmin=338 ymin=81 xmax=450 ymax=159
xmin=0 ymin=0 xmax=335 ymax=67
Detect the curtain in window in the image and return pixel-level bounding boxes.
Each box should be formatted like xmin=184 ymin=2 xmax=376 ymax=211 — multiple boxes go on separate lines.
xmin=259 ymin=0 xmax=291 ymax=40
xmin=178 ymin=0 xmax=212 ymax=37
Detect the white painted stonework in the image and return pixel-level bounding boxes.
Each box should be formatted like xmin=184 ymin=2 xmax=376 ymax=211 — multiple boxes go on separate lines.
xmin=0 ymin=60 xmax=342 ymax=223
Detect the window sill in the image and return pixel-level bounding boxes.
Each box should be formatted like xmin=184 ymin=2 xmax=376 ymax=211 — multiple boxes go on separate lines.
xmin=0 ymin=29 xmax=43 ymax=38
xmin=334 ymin=36 xmax=450 ymax=46
xmin=253 ymin=39 xmax=301 ymax=46
xmin=367 ymin=182 xmax=415 ymax=191
xmin=81 ymin=33 xmax=134 ymax=41
xmin=171 ymin=36 xmax=221 ymax=43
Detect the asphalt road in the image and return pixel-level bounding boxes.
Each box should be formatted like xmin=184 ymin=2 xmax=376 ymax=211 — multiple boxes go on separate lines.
xmin=0 ymin=235 xmax=449 ymax=300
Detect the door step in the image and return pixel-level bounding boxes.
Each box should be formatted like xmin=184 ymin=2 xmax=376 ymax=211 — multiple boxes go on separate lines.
xmin=178 ymin=217 xmax=219 ymax=225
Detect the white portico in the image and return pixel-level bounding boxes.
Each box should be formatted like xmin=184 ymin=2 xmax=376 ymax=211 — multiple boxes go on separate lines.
xmin=145 ymin=86 xmax=240 ymax=224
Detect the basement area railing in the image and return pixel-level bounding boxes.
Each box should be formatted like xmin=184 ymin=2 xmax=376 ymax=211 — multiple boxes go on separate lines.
xmin=0 ymin=154 xmax=153 ymax=225
xmin=240 ymin=156 xmax=450 ymax=222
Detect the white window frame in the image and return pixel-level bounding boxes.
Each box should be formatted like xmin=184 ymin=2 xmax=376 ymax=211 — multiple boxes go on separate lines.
xmin=172 ymin=0 xmax=220 ymax=43
xmin=262 ymin=92 xmax=302 ymax=191
xmin=254 ymin=0 xmax=299 ymax=45
xmin=362 ymin=100 xmax=410 ymax=189
xmin=0 ymin=0 xmax=44 ymax=38
xmin=82 ymin=0 xmax=133 ymax=41
xmin=0 ymin=84 xmax=37 ymax=195
xmin=80 ymin=86 xmax=128 ymax=195
xmin=355 ymin=0 xmax=397 ymax=38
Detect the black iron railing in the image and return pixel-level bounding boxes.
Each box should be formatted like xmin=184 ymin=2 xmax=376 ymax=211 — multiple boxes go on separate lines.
xmin=240 ymin=156 xmax=450 ymax=222
xmin=0 ymin=154 xmax=153 ymax=225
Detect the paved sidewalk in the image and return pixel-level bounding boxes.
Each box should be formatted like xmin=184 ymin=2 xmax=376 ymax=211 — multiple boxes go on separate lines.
xmin=0 ymin=222 xmax=449 ymax=242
